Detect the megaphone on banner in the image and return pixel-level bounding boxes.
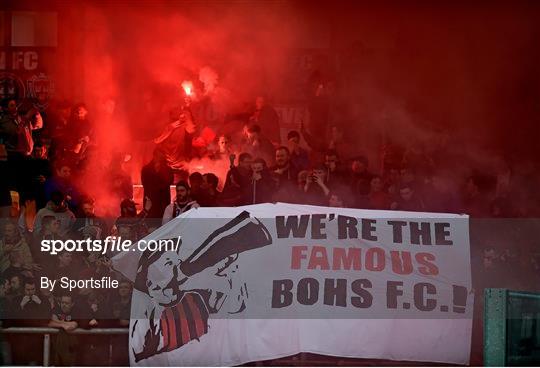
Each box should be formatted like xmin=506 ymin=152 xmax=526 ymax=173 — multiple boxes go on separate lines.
xmin=180 ymin=211 xmax=273 ymax=276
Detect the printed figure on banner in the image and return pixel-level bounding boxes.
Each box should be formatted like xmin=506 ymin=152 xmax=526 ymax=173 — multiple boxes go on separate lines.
xmin=131 ymin=211 xmax=272 ymax=362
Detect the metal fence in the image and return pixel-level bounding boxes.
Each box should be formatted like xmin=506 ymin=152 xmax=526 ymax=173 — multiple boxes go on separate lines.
xmin=484 ymin=289 xmax=540 ymax=366
xmin=1 ymin=327 xmax=129 ymax=366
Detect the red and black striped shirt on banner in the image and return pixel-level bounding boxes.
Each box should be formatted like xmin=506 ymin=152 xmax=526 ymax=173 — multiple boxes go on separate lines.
xmin=160 ymin=293 xmax=209 ymax=351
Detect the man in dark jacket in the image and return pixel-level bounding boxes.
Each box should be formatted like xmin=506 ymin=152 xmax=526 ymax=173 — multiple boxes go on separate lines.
xmin=0 ymin=99 xmax=42 ymax=157
xmin=270 ymin=146 xmax=299 ymax=188
xmin=245 ymin=158 xmax=275 ymax=204
xmin=141 ymin=148 xmax=174 ymax=222
xmin=249 ymin=96 xmax=281 ymax=145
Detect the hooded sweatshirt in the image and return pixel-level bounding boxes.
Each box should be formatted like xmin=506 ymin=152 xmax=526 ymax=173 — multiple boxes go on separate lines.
xmin=33 ymin=201 xmax=76 ymax=236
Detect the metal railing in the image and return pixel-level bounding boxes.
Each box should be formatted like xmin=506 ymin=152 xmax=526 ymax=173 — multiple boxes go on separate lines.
xmin=484 ymin=289 xmax=540 ymax=366
xmin=1 ymin=327 xmax=129 ymax=366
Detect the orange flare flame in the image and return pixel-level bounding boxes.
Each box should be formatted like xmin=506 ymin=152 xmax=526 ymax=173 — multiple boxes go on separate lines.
xmin=181 ymin=80 xmax=193 ymax=96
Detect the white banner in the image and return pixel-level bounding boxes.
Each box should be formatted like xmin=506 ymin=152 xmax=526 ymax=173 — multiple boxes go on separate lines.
xmin=112 ymin=203 xmax=473 ymax=366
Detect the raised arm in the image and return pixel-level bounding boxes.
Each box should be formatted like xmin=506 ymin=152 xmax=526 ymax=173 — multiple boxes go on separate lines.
xmin=26 ymin=109 xmax=43 ymax=130
xmin=154 ymin=120 xmax=183 ymax=144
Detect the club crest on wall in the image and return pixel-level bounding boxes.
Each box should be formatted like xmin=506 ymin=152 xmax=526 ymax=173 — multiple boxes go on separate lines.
xmin=27 ymin=73 xmax=55 ymax=109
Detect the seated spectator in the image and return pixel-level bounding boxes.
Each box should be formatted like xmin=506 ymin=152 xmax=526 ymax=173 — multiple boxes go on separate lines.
xmin=2 ymin=248 xmax=35 ymax=280
xmin=32 ymin=215 xmax=63 ymax=265
xmin=162 ymin=181 xmax=199 ymax=225
xmin=7 ymin=278 xmax=49 ymax=365
xmin=0 ymin=222 xmax=34 ymax=275
xmin=0 ymin=276 xmax=11 ymax=318
xmin=48 ymin=293 xmax=80 ymax=330
xmin=71 ymin=196 xmax=107 ymax=240
xmin=76 ymin=290 xmax=110 ymax=364
xmin=391 ymin=183 xmax=425 ymax=212
xmin=79 ymin=253 xmax=113 ymax=280
xmin=48 ymin=250 xmax=79 ymax=281
xmin=116 ymin=223 xmax=140 ymax=244
xmin=78 ymin=291 xmax=108 ymax=328
xmin=39 ymin=286 xmax=56 ymax=312
xmin=33 ymin=191 xmax=76 ymax=236
xmin=6 ymin=274 xmax=23 ymax=302
xmin=113 ymin=199 xmax=151 ymax=241
xmin=109 ymin=280 xmax=133 ymax=364
xmin=286 ymin=130 xmax=309 ymax=171
xmin=11 ymin=278 xmax=50 ymax=324
xmin=111 ymin=280 xmax=132 ymax=327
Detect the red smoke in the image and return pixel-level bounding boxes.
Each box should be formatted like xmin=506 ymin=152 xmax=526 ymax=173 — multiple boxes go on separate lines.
xmin=62 ymin=1 xmax=304 ymax=215
xmin=9 ymin=0 xmax=540 ymax=215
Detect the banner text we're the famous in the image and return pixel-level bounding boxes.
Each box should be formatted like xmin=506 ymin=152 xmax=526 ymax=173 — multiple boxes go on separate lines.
xmin=271 ymin=214 xmax=469 ymax=316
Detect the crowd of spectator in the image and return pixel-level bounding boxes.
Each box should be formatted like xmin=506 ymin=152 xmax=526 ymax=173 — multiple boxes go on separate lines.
xmin=0 ymin=93 xmax=539 ymax=365
xmin=0 ymin=100 xmax=131 ymax=365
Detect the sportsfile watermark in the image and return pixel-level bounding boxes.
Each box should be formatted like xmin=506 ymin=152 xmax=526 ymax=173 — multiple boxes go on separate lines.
xmin=40 ymin=235 xmax=181 ymax=255
xmin=8 ymin=215 xmax=537 ymax=322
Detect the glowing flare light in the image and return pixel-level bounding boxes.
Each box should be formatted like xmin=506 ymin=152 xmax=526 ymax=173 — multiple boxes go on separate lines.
xmin=181 ymin=80 xmax=193 ymax=96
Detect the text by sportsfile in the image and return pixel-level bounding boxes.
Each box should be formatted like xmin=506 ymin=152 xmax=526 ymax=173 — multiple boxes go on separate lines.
xmin=40 ymin=235 xmax=182 ymax=255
